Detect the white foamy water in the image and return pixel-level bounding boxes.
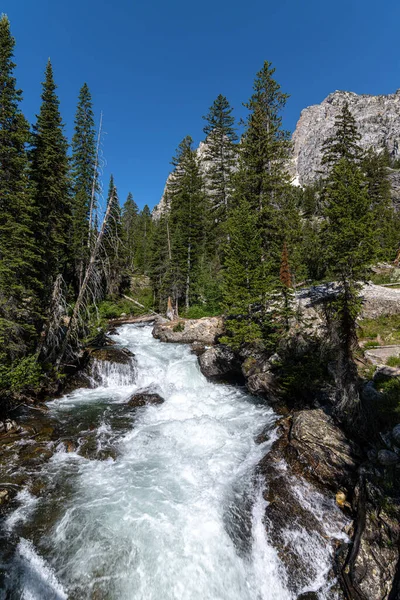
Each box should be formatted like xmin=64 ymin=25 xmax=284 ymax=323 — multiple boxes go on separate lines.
xmin=1 ymin=324 xmax=345 ymax=599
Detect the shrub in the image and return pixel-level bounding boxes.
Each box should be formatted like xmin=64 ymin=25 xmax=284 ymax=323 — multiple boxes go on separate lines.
xmin=173 ymin=321 xmax=185 ymax=333
xmin=0 ymin=355 xmax=43 ymax=393
xmin=386 ymin=356 xmax=400 ymax=368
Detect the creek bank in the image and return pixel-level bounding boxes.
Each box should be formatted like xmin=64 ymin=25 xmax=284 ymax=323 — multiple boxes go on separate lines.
xmin=153 ymin=317 xmax=400 ymax=600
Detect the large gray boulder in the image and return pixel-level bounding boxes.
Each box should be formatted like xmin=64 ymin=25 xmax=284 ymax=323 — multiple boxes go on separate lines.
xmin=198 ymin=345 xmax=242 ymax=382
xmin=288 ymin=409 xmax=360 ymax=489
xmin=152 ymin=316 xmax=223 ymax=345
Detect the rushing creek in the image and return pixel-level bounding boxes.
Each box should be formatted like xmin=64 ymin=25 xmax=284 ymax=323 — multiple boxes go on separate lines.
xmin=0 ymin=324 xmax=347 ymax=599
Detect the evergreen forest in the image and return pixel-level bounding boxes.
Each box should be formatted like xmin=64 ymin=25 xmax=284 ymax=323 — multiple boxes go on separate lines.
xmin=1 ymin=13 xmax=399 ymax=421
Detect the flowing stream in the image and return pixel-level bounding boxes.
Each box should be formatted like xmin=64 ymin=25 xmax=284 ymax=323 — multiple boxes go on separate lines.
xmin=0 ymin=324 xmax=346 ymax=599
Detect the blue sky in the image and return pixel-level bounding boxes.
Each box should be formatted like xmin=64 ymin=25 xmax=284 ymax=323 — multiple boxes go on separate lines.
xmin=3 ymin=0 xmax=400 ymax=210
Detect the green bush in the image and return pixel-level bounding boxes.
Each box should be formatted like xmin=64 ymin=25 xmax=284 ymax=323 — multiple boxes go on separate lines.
xmin=183 ymin=305 xmax=222 ymax=319
xmin=173 ymin=321 xmax=185 ymax=333
xmin=386 ymin=356 xmax=400 ymax=368
xmin=0 ymin=354 xmax=43 ymax=393
xmin=363 ymin=341 xmax=380 ymax=350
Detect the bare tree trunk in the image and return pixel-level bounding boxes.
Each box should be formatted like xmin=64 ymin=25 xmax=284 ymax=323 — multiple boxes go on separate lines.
xmin=166 ymin=219 xmax=172 ymax=261
xmin=88 ymin=111 xmax=103 ymax=249
xmin=186 ymin=240 xmax=191 ymax=310
xmin=56 ymin=188 xmax=114 ymax=366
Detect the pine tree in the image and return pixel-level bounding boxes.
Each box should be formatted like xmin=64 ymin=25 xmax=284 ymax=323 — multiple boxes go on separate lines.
xmin=321 ymin=102 xmax=362 ymax=168
xmin=121 ymin=192 xmax=139 ymax=272
xmin=71 ymin=83 xmax=97 ymax=289
xmin=166 ymin=136 xmax=206 ymax=309
xmin=0 ymin=15 xmax=38 ymax=362
xmin=202 ymin=94 xmax=237 ymax=252
xmin=149 ymin=215 xmax=173 ymax=311
xmin=222 ymin=197 xmax=264 ymax=348
xmin=223 ymin=61 xmax=298 ymax=345
xmin=134 ymin=205 xmax=153 ymax=275
xmin=279 ymin=242 xmax=294 ymax=331
xmin=30 ymin=59 xmax=71 ymax=298
xmin=363 ymin=148 xmax=398 ymax=261
xmin=321 ymin=107 xmax=376 ymax=421
xmin=103 ymin=175 xmax=123 ymax=297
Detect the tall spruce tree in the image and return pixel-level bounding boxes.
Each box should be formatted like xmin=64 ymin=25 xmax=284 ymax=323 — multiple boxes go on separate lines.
xmin=223 ymin=61 xmax=298 ymax=346
xmin=149 ymin=215 xmax=173 ymax=310
xmin=321 ymin=102 xmax=362 ymax=167
xmin=30 ymin=59 xmax=71 ymax=299
xmin=0 ymin=15 xmax=38 ymax=362
xmin=121 ymin=192 xmax=139 ymax=272
xmin=322 ymin=104 xmax=376 ymax=421
xmin=103 ymin=175 xmax=123 ymax=297
xmin=71 ymin=83 xmax=97 ymax=289
xmin=165 ymin=136 xmax=206 ymax=309
xmin=134 ymin=205 xmax=153 ymax=275
xmin=363 ymin=148 xmax=398 ymax=261
xmin=202 ymin=94 xmax=237 ymax=252
xmin=222 ymin=197 xmax=264 ymax=347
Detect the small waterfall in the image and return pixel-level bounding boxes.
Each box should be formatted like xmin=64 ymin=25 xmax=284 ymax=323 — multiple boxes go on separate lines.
xmin=0 ymin=324 xmax=348 ymax=599
xmin=89 ymin=357 xmax=136 ymax=388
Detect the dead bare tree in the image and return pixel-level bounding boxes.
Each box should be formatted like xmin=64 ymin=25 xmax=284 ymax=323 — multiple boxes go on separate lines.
xmin=88 ymin=111 xmax=103 ymax=249
xmin=56 ymin=189 xmax=115 ymax=366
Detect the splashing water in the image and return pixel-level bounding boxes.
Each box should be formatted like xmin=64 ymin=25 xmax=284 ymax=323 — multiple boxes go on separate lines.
xmin=0 ymin=324 xmax=346 ymax=599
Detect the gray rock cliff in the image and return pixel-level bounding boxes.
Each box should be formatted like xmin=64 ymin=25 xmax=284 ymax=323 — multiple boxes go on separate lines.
xmin=290 ymin=89 xmax=400 ymax=187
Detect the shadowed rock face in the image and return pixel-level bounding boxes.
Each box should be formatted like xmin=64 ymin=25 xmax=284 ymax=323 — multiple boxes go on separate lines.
xmin=290 ymin=89 xmax=400 ymax=186
xmin=198 ymin=345 xmax=243 ymax=383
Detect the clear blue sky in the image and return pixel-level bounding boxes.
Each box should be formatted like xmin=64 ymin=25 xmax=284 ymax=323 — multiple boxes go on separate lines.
xmin=3 ymin=0 xmax=399 ymax=210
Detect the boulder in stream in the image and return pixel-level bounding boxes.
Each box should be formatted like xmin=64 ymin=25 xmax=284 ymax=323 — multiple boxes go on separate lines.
xmin=152 ymin=316 xmax=223 ymax=345
xmin=198 ymin=345 xmax=243 ymax=383
xmin=89 ymin=346 xmax=134 ymax=364
xmin=127 ymin=391 xmax=165 ymax=408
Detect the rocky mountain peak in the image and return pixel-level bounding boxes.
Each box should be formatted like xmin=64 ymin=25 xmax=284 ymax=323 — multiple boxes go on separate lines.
xmin=291 ymin=88 xmax=400 ymax=185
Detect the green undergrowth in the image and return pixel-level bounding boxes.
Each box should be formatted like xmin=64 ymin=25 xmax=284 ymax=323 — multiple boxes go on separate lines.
xmin=181 ymin=304 xmax=222 ymax=319
xmin=97 ymin=290 xmax=154 ymax=321
xmin=386 ymin=356 xmax=400 ymax=368
xmin=358 ymin=314 xmax=400 ymax=346
xmin=0 ymin=354 xmax=43 ymax=394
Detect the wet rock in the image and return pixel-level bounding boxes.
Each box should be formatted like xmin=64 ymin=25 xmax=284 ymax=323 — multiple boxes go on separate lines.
xmin=392 ymin=424 xmax=400 ymax=446
xmin=90 ymin=346 xmax=134 ymax=364
xmin=127 ymin=391 xmax=165 ymax=408
xmin=247 ymin=371 xmax=281 ymax=401
xmin=377 ymin=449 xmax=399 ymax=466
xmin=288 ymin=409 xmax=361 ymax=490
xmin=340 ymin=480 xmax=400 ymax=600
xmin=4 ymin=419 xmax=20 ymax=433
xmin=152 ymin=316 xmax=223 ymax=345
xmin=297 ymin=593 xmax=319 ymax=600
xmin=190 ymin=341 xmax=207 ymax=356
xmin=198 ymin=345 xmax=242 ymax=383
xmin=0 ymin=489 xmax=9 ymax=505
xmin=240 ymin=354 xmax=282 ymax=402
xmin=64 ymin=440 xmax=76 ymax=453
xmin=257 ymin=426 xmax=348 ymax=596
xmin=374 ymin=365 xmax=400 ymax=383
xmin=62 ymin=371 xmax=93 ymax=394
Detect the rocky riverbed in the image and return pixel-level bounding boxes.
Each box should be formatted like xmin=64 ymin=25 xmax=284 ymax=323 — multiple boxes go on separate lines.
xmin=1 ymin=316 xmax=400 ymax=599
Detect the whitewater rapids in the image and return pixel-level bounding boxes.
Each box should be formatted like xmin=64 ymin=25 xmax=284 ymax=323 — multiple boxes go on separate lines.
xmin=1 ymin=324 xmax=344 ymax=599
